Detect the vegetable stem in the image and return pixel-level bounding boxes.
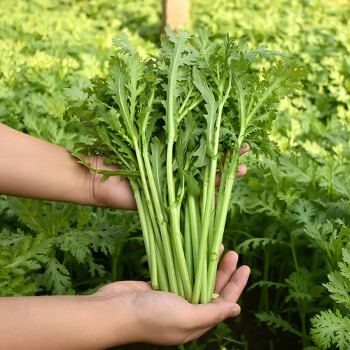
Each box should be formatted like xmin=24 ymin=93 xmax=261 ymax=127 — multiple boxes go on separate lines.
xmin=193 ymin=83 xmax=231 ymax=304
xmin=167 ymin=137 xmax=192 ymax=301
xmin=133 ymin=185 xmax=158 ymax=289
xmin=207 ymin=146 xmax=241 ymax=301
xmin=184 ymin=202 xmax=193 ymax=285
xmin=140 ymin=93 xmax=178 ymax=294
xmin=188 ymin=195 xmax=199 ymax=272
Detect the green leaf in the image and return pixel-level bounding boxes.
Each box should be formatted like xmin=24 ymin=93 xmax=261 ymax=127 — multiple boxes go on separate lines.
xmin=42 ymin=257 xmax=72 ymax=295
xmin=71 ymin=151 xmax=139 ymax=181
xmin=149 ymin=137 xmax=166 ymax=212
xmin=193 ymin=135 xmax=208 ymax=168
xmin=64 ymin=87 xmax=88 ymax=103
xmin=192 ymin=67 xmax=218 ymax=153
xmin=311 ymin=310 xmax=350 ymax=350
xmin=236 ymin=237 xmax=282 ymax=254
xmin=58 ymin=231 xmax=92 ymax=264
xmin=256 ymin=311 xmax=303 ymax=338
xmin=247 ymin=280 xmax=288 ymax=292
xmin=184 ymin=170 xmax=201 ymax=197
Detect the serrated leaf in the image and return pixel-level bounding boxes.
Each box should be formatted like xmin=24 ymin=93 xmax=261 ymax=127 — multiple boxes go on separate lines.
xmin=236 ymin=237 xmax=282 ymax=254
xmin=42 ymin=257 xmax=72 ymax=295
xmin=311 ymin=310 xmax=350 ymax=350
xmin=256 ymin=311 xmax=303 ymax=338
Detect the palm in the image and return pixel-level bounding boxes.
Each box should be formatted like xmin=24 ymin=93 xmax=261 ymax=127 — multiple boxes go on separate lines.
xmin=94 ymin=251 xmax=250 ymax=345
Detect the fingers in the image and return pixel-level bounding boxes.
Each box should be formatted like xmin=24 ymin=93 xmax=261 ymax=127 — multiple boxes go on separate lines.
xmin=215 ymin=144 xmax=250 ymax=186
xmin=236 ymin=164 xmax=247 ymax=178
xmin=186 ymin=299 xmax=241 ymax=331
xmin=214 ymin=251 xmax=239 ymax=294
xmin=218 ymin=244 xmax=224 ymax=261
xmin=219 ymin=143 xmax=250 ymax=165
xmin=239 ymin=143 xmax=250 ymax=156
xmin=215 ymin=173 xmax=221 ymax=186
xmin=216 ymin=265 xmax=250 ymax=303
xmin=183 ymin=300 xmax=241 ymax=342
xmin=215 ymin=163 xmax=246 ymax=185
xmin=183 ymin=259 xmax=249 ymax=333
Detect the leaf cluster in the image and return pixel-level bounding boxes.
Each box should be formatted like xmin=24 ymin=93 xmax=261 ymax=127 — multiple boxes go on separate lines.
xmin=311 ymin=248 xmax=350 ymax=350
xmin=0 ymin=198 xmax=130 ymax=296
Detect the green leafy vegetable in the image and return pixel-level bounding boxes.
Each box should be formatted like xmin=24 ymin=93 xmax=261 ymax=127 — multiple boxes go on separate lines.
xmin=311 ymin=248 xmax=350 ymax=350
xmin=65 ymin=26 xmax=306 ymax=303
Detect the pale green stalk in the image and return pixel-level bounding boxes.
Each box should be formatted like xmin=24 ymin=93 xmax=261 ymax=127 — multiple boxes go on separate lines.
xmin=141 ymin=90 xmax=178 ymax=295
xmin=167 ymin=137 xmax=192 ymax=300
xmin=216 ymin=150 xmax=229 ymax=216
xmin=201 ymin=250 xmax=207 ymax=304
xmin=192 ymin=156 xmax=217 ymax=303
xmin=188 ymin=195 xmax=199 ymax=272
xmin=201 ymin=166 xmax=209 ymax=221
xmin=133 ymin=185 xmax=158 ymax=290
xmin=142 ymin=146 xmax=177 ymax=293
xmin=178 ymin=85 xmax=193 ymax=115
xmin=206 ymin=146 xmax=241 ymax=301
xmin=192 ymin=81 xmax=231 ymax=304
xmin=133 ymin=141 xmax=164 ymax=264
xmin=184 ymin=202 xmax=193 ymax=285
xmin=166 ymin=44 xmax=193 ymax=301
xmin=173 ymin=234 xmax=186 ymax=299
xmin=178 ymin=98 xmax=203 ymax=123
xmin=155 ymin=244 xmax=170 ymax=292
xmin=142 ymin=193 xmax=170 ymax=292
xmin=208 ymin=193 xmax=215 ymax=255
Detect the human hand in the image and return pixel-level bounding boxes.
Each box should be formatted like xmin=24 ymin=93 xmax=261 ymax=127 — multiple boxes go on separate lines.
xmin=87 ymin=144 xmax=250 ymax=210
xmin=84 ymin=155 xmax=137 ymax=210
xmin=92 ymin=249 xmax=250 ymax=346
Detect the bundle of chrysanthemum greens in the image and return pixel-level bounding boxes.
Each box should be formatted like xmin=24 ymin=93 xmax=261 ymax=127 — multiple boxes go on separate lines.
xmin=64 ymin=26 xmax=306 ymax=304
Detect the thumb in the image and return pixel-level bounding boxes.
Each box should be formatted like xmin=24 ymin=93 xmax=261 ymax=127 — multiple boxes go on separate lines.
xmin=187 ymin=300 xmax=241 ymax=330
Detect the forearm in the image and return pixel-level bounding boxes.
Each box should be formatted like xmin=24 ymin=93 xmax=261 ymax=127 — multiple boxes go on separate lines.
xmin=0 ymin=123 xmax=93 ymax=205
xmin=0 ymin=295 xmax=134 ymax=350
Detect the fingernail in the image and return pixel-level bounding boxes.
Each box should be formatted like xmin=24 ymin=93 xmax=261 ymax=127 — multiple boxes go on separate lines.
xmin=230 ymin=306 xmax=240 ymax=317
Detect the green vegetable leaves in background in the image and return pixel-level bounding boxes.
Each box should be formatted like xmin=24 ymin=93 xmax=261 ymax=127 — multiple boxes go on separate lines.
xmin=1 ymin=198 xmax=134 ymax=296
xmin=311 ymin=249 xmax=350 ymax=350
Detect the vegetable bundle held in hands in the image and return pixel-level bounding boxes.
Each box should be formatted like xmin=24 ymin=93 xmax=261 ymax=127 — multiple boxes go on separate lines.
xmin=64 ymin=27 xmax=306 ymax=304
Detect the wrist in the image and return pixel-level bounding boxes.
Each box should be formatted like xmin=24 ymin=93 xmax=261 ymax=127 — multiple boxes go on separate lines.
xmin=87 ymin=292 xmax=141 ymax=346
xmin=86 ymin=155 xmax=117 ymax=207
xmin=79 ymin=154 xmax=112 ymax=208
xmin=78 ymin=153 xmax=137 ymax=210
xmin=80 ymin=154 xmax=101 ymax=207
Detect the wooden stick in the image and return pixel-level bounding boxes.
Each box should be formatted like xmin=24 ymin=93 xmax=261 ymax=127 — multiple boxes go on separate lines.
xmin=162 ymin=0 xmax=190 ymax=32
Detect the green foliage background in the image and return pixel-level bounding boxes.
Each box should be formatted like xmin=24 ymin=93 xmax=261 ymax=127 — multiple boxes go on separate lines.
xmin=0 ymin=0 xmax=349 ymax=349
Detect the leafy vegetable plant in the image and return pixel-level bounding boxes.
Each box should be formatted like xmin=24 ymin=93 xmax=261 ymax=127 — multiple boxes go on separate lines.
xmin=64 ymin=26 xmax=306 ymax=303
xmin=311 ymin=247 xmax=350 ymax=349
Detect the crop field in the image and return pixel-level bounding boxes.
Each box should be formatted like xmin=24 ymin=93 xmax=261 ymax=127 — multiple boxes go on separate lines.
xmin=0 ymin=0 xmax=349 ymax=349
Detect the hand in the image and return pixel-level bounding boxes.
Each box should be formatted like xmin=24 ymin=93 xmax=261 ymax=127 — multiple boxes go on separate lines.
xmin=0 ymin=252 xmax=249 ymax=350
xmin=92 ymin=250 xmax=250 ymax=346
xmin=85 ymin=155 xmax=137 ymax=210
xmin=88 ymin=144 xmax=250 ymax=210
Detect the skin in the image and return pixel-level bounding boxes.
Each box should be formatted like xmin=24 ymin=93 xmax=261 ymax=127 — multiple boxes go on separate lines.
xmin=0 ymin=123 xmax=251 ymax=348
